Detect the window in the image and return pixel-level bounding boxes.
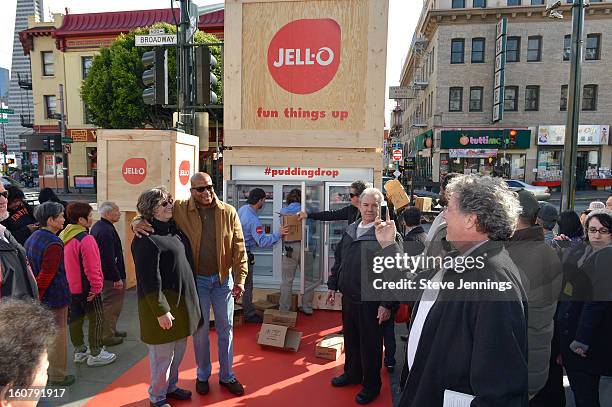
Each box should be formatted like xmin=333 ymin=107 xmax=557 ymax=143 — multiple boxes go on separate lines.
xmin=83 ymin=102 xmax=93 ymax=124
xmin=82 ymin=56 xmax=93 ymax=79
xmin=507 ymin=0 xmax=521 ymax=5
xmin=585 ymin=34 xmax=601 ymax=60
xmin=451 ymin=39 xmax=465 ymax=64
xmin=527 ymin=36 xmax=542 ymax=62
xmin=44 ymin=95 xmax=57 ymax=119
xmin=469 ymin=87 xmax=483 ymax=112
xmin=41 ymin=51 xmax=54 ymax=76
xmin=449 ymin=87 xmax=463 ymax=112
xmin=531 ymin=0 xmax=544 ymax=4
xmin=504 ymin=86 xmax=518 ymax=111
xmin=452 ymin=0 xmax=466 ymax=7
xmin=471 ymin=38 xmax=486 ymax=63
xmin=563 ymin=35 xmax=571 ymax=61
xmin=525 ymin=85 xmax=540 ymax=111
xmin=560 ymin=85 xmax=568 ymax=111
xmin=582 ymin=84 xmax=597 ymax=111
xmin=473 ymin=0 xmax=487 ymax=7
xmin=506 ymin=37 xmax=521 ymax=62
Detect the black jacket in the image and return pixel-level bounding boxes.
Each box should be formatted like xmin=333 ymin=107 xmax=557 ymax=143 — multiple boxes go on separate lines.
xmin=91 ymin=218 xmax=126 ymax=282
xmin=309 ymin=204 xmax=361 ymax=224
xmin=403 ymin=226 xmax=427 ymax=256
xmin=1 ymin=202 xmax=37 ymax=245
xmin=131 ymin=219 xmax=201 ymax=345
xmin=506 ymin=226 xmax=563 ymax=395
xmin=327 ymin=220 xmax=402 ymax=307
xmin=0 ymin=228 xmax=38 ymax=299
xmin=557 ymin=244 xmax=612 ymax=376
xmin=398 ymin=241 xmax=528 ymax=407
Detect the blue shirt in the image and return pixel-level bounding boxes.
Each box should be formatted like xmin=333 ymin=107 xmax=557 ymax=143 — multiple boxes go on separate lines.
xmin=279 ymin=202 xmax=301 ymax=216
xmin=237 ymin=204 xmax=281 ymax=251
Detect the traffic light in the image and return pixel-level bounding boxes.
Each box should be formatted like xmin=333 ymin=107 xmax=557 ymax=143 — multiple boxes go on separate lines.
xmin=141 ymin=48 xmax=168 ymax=105
xmin=196 ymin=46 xmax=218 ymax=105
xmin=1 ymin=143 xmax=7 ymax=155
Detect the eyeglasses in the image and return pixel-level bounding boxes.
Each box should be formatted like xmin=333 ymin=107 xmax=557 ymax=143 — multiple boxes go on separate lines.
xmin=158 ymin=198 xmax=174 ymax=208
xmin=191 ymin=185 xmax=214 ymax=193
xmin=0 ymin=191 xmax=8 ymax=199
xmin=587 ymin=227 xmax=610 ymax=235
xmin=349 ymin=193 xmax=358 ymax=198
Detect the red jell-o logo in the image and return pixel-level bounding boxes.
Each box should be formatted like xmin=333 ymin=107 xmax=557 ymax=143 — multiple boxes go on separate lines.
xmin=178 ymin=160 xmax=191 ymax=185
xmin=122 ymin=158 xmax=147 ymax=185
xmin=267 ymin=19 xmax=341 ymax=95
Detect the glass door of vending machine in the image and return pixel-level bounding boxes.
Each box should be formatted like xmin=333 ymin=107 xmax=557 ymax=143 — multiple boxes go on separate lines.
xmin=323 ymin=183 xmax=352 ymax=284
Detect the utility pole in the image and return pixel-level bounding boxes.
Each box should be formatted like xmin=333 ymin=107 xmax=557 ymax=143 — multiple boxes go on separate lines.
xmin=59 ymin=84 xmax=69 ymax=193
xmin=559 ymin=0 xmax=587 ymax=212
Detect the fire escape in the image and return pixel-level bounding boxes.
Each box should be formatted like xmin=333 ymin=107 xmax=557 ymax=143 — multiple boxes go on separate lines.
xmin=408 ymin=35 xmax=430 ymax=130
xmin=17 ymin=72 xmax=34 ymax=129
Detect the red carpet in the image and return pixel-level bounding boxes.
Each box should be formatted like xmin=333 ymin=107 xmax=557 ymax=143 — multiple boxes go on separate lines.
xmin=86 ymin=310 xmax=393 ymax=406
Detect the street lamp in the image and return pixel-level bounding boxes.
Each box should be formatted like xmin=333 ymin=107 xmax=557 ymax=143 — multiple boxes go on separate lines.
xmin=546 ymin=0 xmax=590 ymax=211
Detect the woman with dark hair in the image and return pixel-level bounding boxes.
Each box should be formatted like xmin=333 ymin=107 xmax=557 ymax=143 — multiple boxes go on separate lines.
xmin=132 ymin=187 xmax=201 ymax=407
xmin=1 ymin=185 xmax=38 ymax=244
xmin=59 ymin=202 xmax=116 ymax=367
xmin=38 ymin=188 xmax=67 ymax=207
xmin=557 ymin=211 xmax=584 ymax=241
xmin=557 ymin=209 xmax=612 ymax=407
xmin=24 ymin=202 xmax=74 ymax=386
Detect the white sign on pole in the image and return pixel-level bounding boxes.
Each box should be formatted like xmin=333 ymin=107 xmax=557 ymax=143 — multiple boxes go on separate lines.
xmin=389 ymin=86 xmax=412 ymax=99
xmin=135 ymin=34 xmax=178 ymax=46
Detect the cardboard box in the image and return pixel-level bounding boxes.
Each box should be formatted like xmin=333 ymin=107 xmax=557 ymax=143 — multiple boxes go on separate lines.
xmin=315 ymin=334 xmax=345 ymax=360
xmin=312 ymin=291 xmax=342 ymax=311
xmin=384 ymin=179 xmax=410 ymax=210
xmin=263 ymin=309 xmax=297 ymax=328
xmin=415 ymin=197 xmax=432 ymax=212
xmin=253 ymin=300 xmax=277 ymax=317
xmin=257 ymin=324 xmax=302 ymax=352
xmin=266 ymin=292 xmax=298 ymax=312
xmin=282 ymin=214 xmax=302 ymax=241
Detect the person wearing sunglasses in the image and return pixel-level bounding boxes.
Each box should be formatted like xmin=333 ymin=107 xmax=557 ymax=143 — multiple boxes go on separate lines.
xmin=556 ymin=209 xmax=612 ymax=407
xmin=297 ymin=180 xmax=368 ymax=225
xmin=0 ymin=183 xmax=38 ymax=299
xmin=1 ymin=185 xmax=38 ymax=245
xmin=132 ymin=172 xmax=249 ymax=397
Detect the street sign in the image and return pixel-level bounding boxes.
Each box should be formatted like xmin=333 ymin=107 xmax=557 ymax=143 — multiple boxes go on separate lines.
xmin=392 ymin=149 xmax=403 ymax=161
xmin=0 ymin=118 xmax=8 ymax=124
xmin=63 ymin=144 xmax=71 ymax=154
xmin=389 ymin=86 xmax=412 ymax=99
xmin=135 ymin=34 xmax=177 ymax=47
xmin=62 ymin=137 xmax=73 ymax=144
xmin=0 ymin=108 xmax=14 ymax=114
xmin=149 ymin=28 xmax=165 ymax=35
xmin=393 ymin=170 xmax=401 ymax=178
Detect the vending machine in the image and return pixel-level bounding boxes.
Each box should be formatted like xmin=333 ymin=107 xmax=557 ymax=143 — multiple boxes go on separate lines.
xmin=224 ymin=166 xmax=373 ymax=296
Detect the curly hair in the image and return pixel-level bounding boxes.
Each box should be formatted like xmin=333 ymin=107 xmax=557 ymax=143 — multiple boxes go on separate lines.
xmin=136 ymin=186 xmax=171 ymax=220
xmin=445 ymin=175 xmax=521 ymax=241
xmin=0 ymin=298 xmax=56 ymax=396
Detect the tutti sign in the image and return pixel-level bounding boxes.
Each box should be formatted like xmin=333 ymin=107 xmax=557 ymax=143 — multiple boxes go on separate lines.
xmin=267 ymin=19 xmax=341 ymax=95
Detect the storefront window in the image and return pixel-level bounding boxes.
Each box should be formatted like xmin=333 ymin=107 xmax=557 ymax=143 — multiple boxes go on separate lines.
xmin=537 ymin=149 xmax=563 ymax=181
xmin=440 ymin=153 xmax=525 ymax=180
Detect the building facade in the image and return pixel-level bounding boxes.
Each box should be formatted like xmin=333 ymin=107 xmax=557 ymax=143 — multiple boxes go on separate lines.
xmin=19 ymin=5 xmax=224 ymax=188
xmin=399 ymin=0 xmax=612 ymax=189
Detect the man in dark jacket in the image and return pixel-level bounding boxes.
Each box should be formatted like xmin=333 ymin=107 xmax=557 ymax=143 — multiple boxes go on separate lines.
xmin=0 ymin=183 xmax=38 ymax=299
xmin=327 ymin=187 xmax=401 ymax=405
xmin=298 ymin=180 xmax=368 ymax=224
xmin=401 ymin=206 xmax=427 ymax=255
xmin=506 ymin=189 xmax=563 ymax=399
xmin=399 ymin=175 xmax=528 ymax=407
xmin=91 ymin=201 xmax=127 ymax=346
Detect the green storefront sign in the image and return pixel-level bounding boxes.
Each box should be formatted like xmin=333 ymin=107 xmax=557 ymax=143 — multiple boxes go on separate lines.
xmin=440 ymin=129 xmax=531 ymax=149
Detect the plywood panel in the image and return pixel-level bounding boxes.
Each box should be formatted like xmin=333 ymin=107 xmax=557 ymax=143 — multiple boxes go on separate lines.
xmin=240 ymin=0 xmax=368 ymax=132
xmin=224 ymin=0 xmax=243 ymax=131
xmin=225 ymin=129 xmax=380 ymax=148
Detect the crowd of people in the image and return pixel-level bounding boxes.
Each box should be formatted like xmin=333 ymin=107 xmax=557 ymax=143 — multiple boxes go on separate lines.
xmin=0 ymin=174 xmax=611 ymax=407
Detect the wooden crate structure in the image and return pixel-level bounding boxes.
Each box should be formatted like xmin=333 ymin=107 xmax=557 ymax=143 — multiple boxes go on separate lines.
xmin=223 ymin=0 xmax=389 ymax=183
xmin=96 ymin=129 xmax=199 ymax=287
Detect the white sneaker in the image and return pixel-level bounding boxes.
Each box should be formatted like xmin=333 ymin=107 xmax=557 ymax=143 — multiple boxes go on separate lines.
xmin=86 ymin=349 xmax=117 ymax=366
xmin=74 ymin=348 xmax=90 ymax=364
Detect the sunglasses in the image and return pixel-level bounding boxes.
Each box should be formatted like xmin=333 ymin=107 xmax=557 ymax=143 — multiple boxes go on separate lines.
xmin=191 ymin=185 xmax=214 ymax=193
xmin=0 ymin=191 xmax=7 ymax=199
xmin=158 ymin=198 xmax=174 ymax=208
xmin=349 ymin=193 xmax=359 ymax=198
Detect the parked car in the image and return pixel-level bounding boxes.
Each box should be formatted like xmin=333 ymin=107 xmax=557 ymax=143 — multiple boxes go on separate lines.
xmin=1 ymin=176 xmax=39 ymax=206
xmin=504 ymin=179 xmax=551 ymax=201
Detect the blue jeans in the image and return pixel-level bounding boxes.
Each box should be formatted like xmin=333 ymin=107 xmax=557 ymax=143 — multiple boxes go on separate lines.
xmin=147 ymin=338 xmax=187 ymax=403
xmin=193 ymin=274 xmax=235 ymax=383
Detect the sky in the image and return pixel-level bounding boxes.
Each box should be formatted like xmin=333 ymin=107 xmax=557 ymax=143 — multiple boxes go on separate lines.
xmin=0 ymin=0 xmax=421 ymax=126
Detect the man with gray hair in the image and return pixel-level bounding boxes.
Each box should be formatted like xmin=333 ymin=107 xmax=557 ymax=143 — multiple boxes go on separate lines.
xmin=398 ymin=175 xmax=528 ymax=407
xmin=91 ymin=201 xmax=126 ymax=346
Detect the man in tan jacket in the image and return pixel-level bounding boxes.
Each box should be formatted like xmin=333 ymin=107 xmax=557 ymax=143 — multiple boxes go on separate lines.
xmin=134 ymin=172 xmax=249 ymax=397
